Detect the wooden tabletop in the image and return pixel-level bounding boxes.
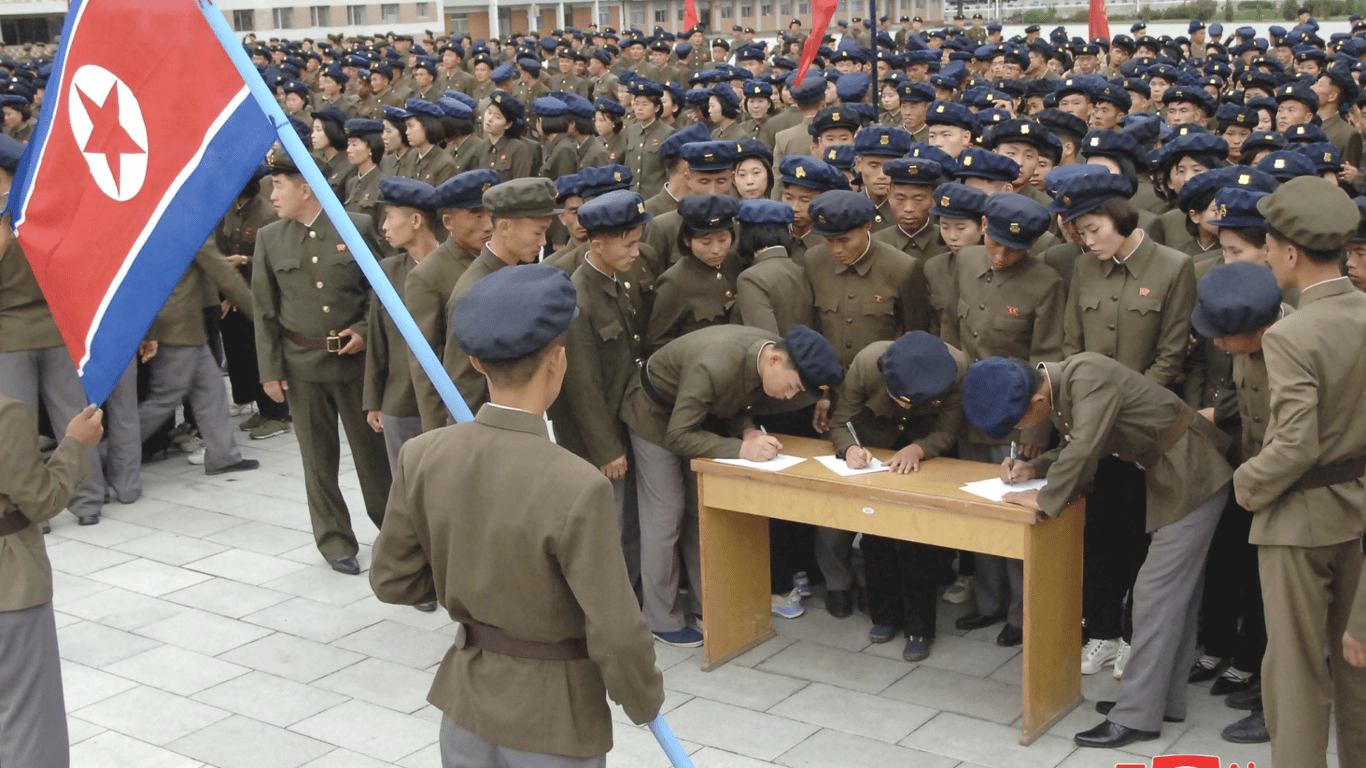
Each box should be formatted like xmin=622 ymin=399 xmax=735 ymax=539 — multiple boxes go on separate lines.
xmin=692 ymin=435 xmax=1043 ymax=526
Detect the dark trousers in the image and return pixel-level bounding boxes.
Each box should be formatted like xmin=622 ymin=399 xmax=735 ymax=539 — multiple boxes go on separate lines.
xmin=220 ymin=308 xmax=289 ymax=420
xmin=756 ymin=405 xmax=822 ymax=594
xmin=1199 ymin=494 xmax=1266 ymax=672
xmin=1083 ymin=458 xmax=1151 ymax=641
xmin=863 ymin=536 xmax=945 ymax=637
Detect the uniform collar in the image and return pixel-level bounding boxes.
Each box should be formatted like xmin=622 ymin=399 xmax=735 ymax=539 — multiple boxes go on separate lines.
xmin=475 ymin=403 xmax=549 ymax=437
xmin=835 ymin=237 xmax=876 ymax=275
xmin=1298 ymin=275 xmax=1355 ymax=305
xmin=1107 ymin=231 xmax=1153 ymax=277
xmin=753 ymin=245 xmax=789 ymax=263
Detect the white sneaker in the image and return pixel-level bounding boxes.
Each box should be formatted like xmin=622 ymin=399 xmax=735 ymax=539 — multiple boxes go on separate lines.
xmin=1081 ymin=638 xmax=1122 ymax=675
xmin=186 ymin=447 xmax=205 ymax=466
xmin=942 ymin=575 xmax=974 ymax=604
xmin=1113 ymin=641 xmax=1131 ymax=680
xmin=229 ymin=402 xmax=255 ymax=417
xmin=771 ymin=592 xmax=805 ymax=619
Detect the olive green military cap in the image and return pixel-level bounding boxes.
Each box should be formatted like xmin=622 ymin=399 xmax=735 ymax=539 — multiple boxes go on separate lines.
xmin=1255 ymin=176 xmax=1359 ymax=251
xmin=482 ymin=177 xmax=562 ymax=218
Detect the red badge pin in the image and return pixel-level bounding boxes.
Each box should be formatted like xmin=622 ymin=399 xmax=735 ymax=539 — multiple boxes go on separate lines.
xmin=1139 ymin=287 xmax=1151 ymax=297
xmin=873 ymin=295 xmax=885 ymax=302
xmin=336 ymin=244 xmax=347 ymax=252
xmin=1006 ymin=305 xmax=1020 ymax=316
xmin=500 ymin=154 xmax=507 ymax=161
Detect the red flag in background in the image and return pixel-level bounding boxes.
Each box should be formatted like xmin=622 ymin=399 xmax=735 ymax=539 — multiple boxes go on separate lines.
xmin=1089 ymin=0 xmax=1110 ymax=43
xmin=796 ymin=0 xmax=839 ymax=84
xmin=684 ymin=0 xmax=699 ymax=34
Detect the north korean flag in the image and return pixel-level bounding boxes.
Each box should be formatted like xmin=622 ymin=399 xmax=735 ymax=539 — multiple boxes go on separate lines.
xmin=5 ymin=0 xmax=276 ymax=405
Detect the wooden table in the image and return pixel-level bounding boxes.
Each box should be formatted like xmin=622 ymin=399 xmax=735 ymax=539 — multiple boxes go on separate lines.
xmin=692 ymin=435 xmax=1085 ymax=746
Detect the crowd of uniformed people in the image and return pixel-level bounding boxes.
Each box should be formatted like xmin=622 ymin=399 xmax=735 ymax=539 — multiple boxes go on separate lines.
xmin=2 ymin=10 xmax=1366 ymax=767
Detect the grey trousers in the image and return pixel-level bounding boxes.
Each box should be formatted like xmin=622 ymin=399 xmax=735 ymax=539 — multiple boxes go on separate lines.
xmin=440 ymin=715 xmax=604 ymax=768
xmin=1109 ymin=481 xmax=1228 ymax=733
xmin=101 ymin=362 xmax=141 ymax=503
xmin=380 ymin=414 xmax=422 ymax=473
xmin=0 ymin=602 xmax=69 ymax=768
xmin=959 ymin=441 xmax=1023 ymax=627
xmin=138 ymin=345 xmax=244 ymax=473
xmin=628 ymin=427 xmax=701 ymax=633
xmin=0 ymin=346 xmax=104 ymax=520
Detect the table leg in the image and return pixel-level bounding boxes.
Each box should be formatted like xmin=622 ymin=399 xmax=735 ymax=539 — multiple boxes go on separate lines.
xmin=1019 ymin=501 xmax=1086 ymax=745
xmin=698 ymin=497 xmax=775 ymax=671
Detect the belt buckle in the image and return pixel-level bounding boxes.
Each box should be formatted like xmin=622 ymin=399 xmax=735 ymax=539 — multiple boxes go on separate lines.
xmin=453 ymin=623 xmax=468 ymax=650
xmin=326 ymin=332 xmax=343 ymax=353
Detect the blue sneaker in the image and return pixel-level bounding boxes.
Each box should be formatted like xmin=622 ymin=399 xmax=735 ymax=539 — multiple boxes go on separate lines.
xmin=771 ymin=593 xmax=805 ymax=619
xmin=653 ymin=627 xmax=704 ymax=647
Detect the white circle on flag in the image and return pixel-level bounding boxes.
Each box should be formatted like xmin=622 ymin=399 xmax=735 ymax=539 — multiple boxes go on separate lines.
xmin=67 ymin=64 xmax=148 ymax=202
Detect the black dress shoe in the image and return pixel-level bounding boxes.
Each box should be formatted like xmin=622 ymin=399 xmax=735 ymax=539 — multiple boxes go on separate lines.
xmin=1074 ymin=720 xmax=1161 ymax=749
xmin=1225 ymin=682 xmax=1263 ymax=711
xmin=825 ymin=589 xmax=853 ymax=618
xmin=1188 ymin=657 xmax=1227 ymax=683
xmin=331 ymin=555 xmax=361 ymax=575
xmin=77 ymin=513 xmax=101 ymax=526
xmin=955 ymin=611 xmax=1004 ymax=631
xmin=1210 ymin=673 xmax=1257 ymax=696
xmin=206 ymin=458 xmax=261 ymax=476
xmin=996 ymin=623 xmax=1023 ymax=647
xmin=1221 ymin=710 xmax=1269 ymax=744
xmin=41 ymin=524 xmax=51 ymax=534
xmin=1095 ymin=700 xmax=1184 ymax=723
xmin=414 ymin=601 xmax=439 ymax=612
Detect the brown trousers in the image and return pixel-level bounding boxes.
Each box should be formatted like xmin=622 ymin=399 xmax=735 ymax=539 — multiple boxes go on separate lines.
xmin=1259 ymin=539 xmax=1366 ymax=768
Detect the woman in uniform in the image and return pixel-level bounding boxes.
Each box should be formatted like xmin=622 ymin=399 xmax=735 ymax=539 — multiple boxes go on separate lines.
xmin=733 ymin=139 xmax=775 ymax=200
xmin=646 ymin=195 xmax=743 ymax=354
xmin=310 ymin=106 xmax=356 ymax=200
xmin=483 ymin=90 xmax=535 ymax=182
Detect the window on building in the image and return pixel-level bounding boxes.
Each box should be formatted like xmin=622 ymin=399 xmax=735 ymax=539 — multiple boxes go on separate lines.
xmin=740 ymin=3 xmax=753 ymax=17
xmin=310 ymin=6 xmax=329 ymax=26
xmin=720 ymin=3 xmax=734 ymax=17
xmin=780 ymin=2 xmax=791 ymax=15
xmin=678 ymin=7 xmax=685 ymax=19
xmin=416 ymin=2 xmax=429 ymax=17
xmin=448 ymin=12 xmax=469 ymax=33
xmin=631 ymin=7 xmax=645 ymax=24
xmin=599 ymin=10 xmax=611 ymax=25
xmin=381 ymin=4 xmax=400 ymax=25
xmin=232 ymin=9 xmax=254 ymax=31
xmin=799 ymin=1 xmax=810 ymax=12
xmin=346 ymin=5 xmax=365 ymax=24
xmin=761 ymin=3 xmax=773 ymax=16
xmin=272 ymin=7 xmax=293 ymax=28
xmin=836 ymin=0 xmax=846 ymax=11
xmin=654 ymin=8 xmax=666 ymax=21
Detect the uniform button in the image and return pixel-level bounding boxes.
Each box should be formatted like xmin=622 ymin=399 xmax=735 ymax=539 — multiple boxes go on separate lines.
xmin=309 ymin=231 xmax=317 ymax=239
xmin=986 ymin=275 xmax=992 ymax=283
xmin=316 ymin=281 xmax=324 ymax=289
xmin=1111 ymin=295 xmax=1118 ymax=301
xmin=725 ymin=290 xmax=733 ymax=298
xmin=847 ymin=293 xmax=854 ymax=299
xmin=322 ymin=306 xmax=331 ymax=313
xmin=897 ymin=425 xmax=905 ymax=431
xmin=972 ymin=331 xmax=979 ymax=338
xmin=845 ymin=342 xmax=853 ymax=348
xmin=1251 ymin=385 xmax=1259 ymax=392
xmin=979 ymin=303 xmax=985 ymax=310
xmin=1108 ymin=324 xmax=1116 ymax=330
xmin=633 ymin=334 xmax=640 ymax=341
xmin=311 ymin=256 xmax=319 ymax=263
xmin=623 ymin=281 xmax=631 ymax=289
xmin=845 ymin=318 xmax=853 ymax=324
xmin=714 ymin=273 xmax=723 ymax=280
xmin=1253 ymin=416 xmax=1261 ymax=423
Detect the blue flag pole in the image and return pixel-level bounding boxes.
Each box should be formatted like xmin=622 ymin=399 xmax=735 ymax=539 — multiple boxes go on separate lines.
xmin=198 ymin=5 xmax=695 ymax=766
xmin=196 ymin=0 xmax=474 ymax=424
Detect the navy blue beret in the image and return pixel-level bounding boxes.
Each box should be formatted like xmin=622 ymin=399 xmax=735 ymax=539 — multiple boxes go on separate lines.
xmin=343 ymin=118 xmax=383 ymax=137
xmin=709 ymin=82 xmax=740 ymax=110
xmin=955 ymin=148 xmax=1019 ymax=183
xmin=1275 ymin=80 xmax=1319 ymax=111
xmin=1209 ymin=187 xmax=1270 ymax=228
xmin=743 ymin=79 xmax=773 ymax=99
xmin=1048 ymin=173 xmax=1137 ymax=222
xmin=736 ymin=138 xmax=773 ymax=165
xmin=413 ymin=56 xmax=439 ymax=75
xmin=434 ymin=170 xmax=500 ymax=210
xmin=984 ymin=118 xmax=1050 ymax=153
xmin=312 ymin=105 xmax=347 ymax=127
xmin=835 ymin=72 xmax=872 ymax=103
xmin=452 ymin=265 xmax=580 ymax=361
xmin=784 ymin=325 xmax=844 ymax=392
xmin=381 ymin=104 xmax=412 ymax=124
xmin=1284 ymin=122 xmax=1328 ymax=145
xmin=657 ymin=122 xmax=711 ymax=161
xmin=882 ymin=331 xmax=958 ymax=406
xmin=517 ymin=57 xmax=542 ymax=76
xmin=678 ymin=194 xmax=740 ymax=233
xmin=1191 ymin=261 xmax=1283 ymax=339
xmin=680 ymin=141 xmax=738 ymax=172
xmin=404 ymin=98 xmax=443 ymax=119
xmin=1079 ymin=129 xmax=1150 ymax=171
xmin=1256 ymin=150 xmax=1317 ymax=181
xmin=0 ymin=133 xmax=23 ymax=172
xmin=436 ymin=97 xmax=473 ymax=120
xmin=380 ymin=177 xmax=439 ymax=211
xmin=821 ymin=144 xmax=856 ymax=170
xmin=1162 ymin=85 xmax=1216 ymax=116
xmin=883 ymin=158 xmax=943 ymax=187
xmin=1240 ymin=131 xmax=1286 ymax=160
xmin=577 ymin=189 xmax=653 ymax=233
xmin=531 ymin=96 xmax=567 ymax=117
xmin=810 ymin=105 xmax=862 ymax=137
xmin=788 ymin=75 xmax=827 ymax=103
xmin=595 ymin=98 xmax=625 ymax=116
xmin=930 ymin=182 xmax=988 ymax=219
xmin=554 ymin=172 xmax=586 ymax=202
xmin=1215 ymin=103 xmax=1257 ymax=128
xmin=1298 ymin=141 xmax=1342 ymax=174
xmin=682 ymin=87 xmax=711 ymax=107
xmin=444 ymin=92 xmax=476 ymax=110
xmin=984 ymin=192 xmax=1050 ymax=249
xmin=737 ymin=199 xmax=794 ymax=225
xmin=962 ymin=357 xmax=1042 ymax=440
xmin=908 ymin=143 xmax=960 ymax=176
xmin=809 ymin=190 xmax=878 ymax=235
xmin=629 ymin=78 xmax=664 ymax=98
xmin=926 ymin=100 xmax=976 ymax=131
xmin=281 ymin=80 xmax=309 ymax=98
xmin=489 ymin=90 xmax=525 ymax=123
xmin=578 ymin=164 xmax=634 ymax=198
xmin=1162 ymin=132 xmax=1230 ymax=167
xmin=778 ymin=156 xmax=849 ymax=191
xmin=320 ymin=64 xmax=348 ymax=84
xmin=896 ymin=81 xmax=937 ymax=103
xmin=490 ymin=63 xmax=517 ymax=82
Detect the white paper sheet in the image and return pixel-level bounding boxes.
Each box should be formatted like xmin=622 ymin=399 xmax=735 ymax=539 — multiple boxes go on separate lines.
xmin=812 ymin=454 xmax=889 ymax=477
xmin=713 ymin=454 xmax=809 ymax=472
xmin=959 ymin=477 xmax=1049 ymax=502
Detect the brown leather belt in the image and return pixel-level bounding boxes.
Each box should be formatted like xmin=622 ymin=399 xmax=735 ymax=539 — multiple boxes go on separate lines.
xmin=1136 ymin=406 xmax=1196 ymax=471
xmin=1293 ymin=456 xmax=1366 ymax=491
xmin=283 ymin=327 xmax=343 ymax=352
xmin=456 ymin=622 xmax=589 ymax=661
xmin=0 ymin=511 xmax=31 ymax=537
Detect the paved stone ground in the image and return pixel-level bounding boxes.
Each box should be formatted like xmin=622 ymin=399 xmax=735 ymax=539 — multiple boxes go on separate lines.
xmin=43 ymin=408 xmax=1288 ymax=768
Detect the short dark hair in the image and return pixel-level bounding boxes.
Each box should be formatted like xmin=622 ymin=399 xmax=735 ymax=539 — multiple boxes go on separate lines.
xmin=410 ymin=114 xmax=445 ymax=145
xmin=1227 ymin=224 xmax=1268 ymax=248
xmin=318 ymin=118 xmax=347 ymax=151
xmin=1265 ymin=222 xmax=1344 ymax=264
xmin=238 ymin=176 xmax=261 ymax=201
xmin=349 ymin=133 xmax=383 ymax=164
xmin=539 ymin=114 xmax=568 ymax=135
xmin=570 ymin=114 xmax=596 ymax=136
xmin=476 ymin=335 xmax=564 ymax=387
xmin=1092 ymin=196 xmax=1139 ymax=237
xmin=713 ymin=96 xmax=739 ymax=121
xmin=736 ymin=223 xmax=793 ymax=263
xmin=601 ymin=112 xmax=623 ymax=136
xmin=677 ymin=222 xmax=735 ymax=258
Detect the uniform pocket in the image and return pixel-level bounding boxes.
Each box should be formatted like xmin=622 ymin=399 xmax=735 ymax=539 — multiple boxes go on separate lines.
xmin=1128 ymin=296 xmax=1164 ymax=315
xmin=598 ymin=319 xmax=625 ymax=342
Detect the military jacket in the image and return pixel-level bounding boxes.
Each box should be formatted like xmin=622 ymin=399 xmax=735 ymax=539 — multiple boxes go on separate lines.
xmin=804 ymin=237 xmax=931 ymax=369
xmin=625 ymin=118 xmax=675 ymax=200
xmin=733 ymin=245 xmax=815 ymax=335
xmin=405 ymin=238 xmax=479 ymax=432
xmin=827 ymin=339 xmax=969 ymax=457
xmin=0 ymin=241 xmax=63 ymax=353
xmin=363 ymin=253 xmax=419 ymax=417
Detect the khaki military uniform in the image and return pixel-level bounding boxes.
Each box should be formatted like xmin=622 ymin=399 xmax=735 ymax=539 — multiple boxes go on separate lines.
xmin=733 ymin=245 xmax=815 ymax=335
xmin=873 ymin=217 xmax=944 ymax=260
xmin=711 ymin=119 xmax=749 ymax=142
xmin=646 ymin=250 xmax=742 ymax=354
xmin=379 ymin=148 xmax=410 ymax=180
xmin=370 ymin=404 xmax=665 ymax=760
xmin=601 ymin=131 xmax=628 ymax=165
xmin=590 ymin=72 xmax=620 ymax=103
xmin=921 ymin=249 xmax=959 ymax=343
xmin=252 ymin=211 xmax=392 ymax=563
xmin=576 ymin=136 xmax=610 ymax=169
xmin=312 ymin=92 xmax=360 ymax=117
xmin=441 ymin=247 xmax=514 ymax=415
xmin=1233 ymin=277 xmax=1366 ymax=768
xmin=643 ymin=187 xmax=680 ymax=217
xmin=0 ymin=394 xmax=91 ymax=767
xmin=319 ymin=150 xmax=357 ymax=203
xmin=1033 ymin=353 xmax=1233 ymax=732
xmin=404 ymin=239 xmax=480 ymax=432
xmin=407 ymin=145 xmax=460 ymax=187
xmin=759 ymin=107 xmax=803 ymax=149
xmin=450 ymin=135 xmax=489 ymax=173
xmin=486 ymin=135 xmax=536 ymax=183
xmin=1321 ymin=112 xmax=1356 ymax=157
xmin=343 ymin=166 xmax=385 ymax=235
xmin=804 ymin=238 xmax=931 ymax=370
xmin=540 ymin=134 xmax=580 ymax=180
xmin=625 ymin=118 xmax=675 ymax=200
xmin=363 ymin=254 xmax=422 ymax=470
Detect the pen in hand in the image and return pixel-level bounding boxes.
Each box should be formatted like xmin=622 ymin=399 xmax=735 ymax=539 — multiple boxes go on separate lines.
xmin=1008 ymin=441 xmax=1018 ymax=485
